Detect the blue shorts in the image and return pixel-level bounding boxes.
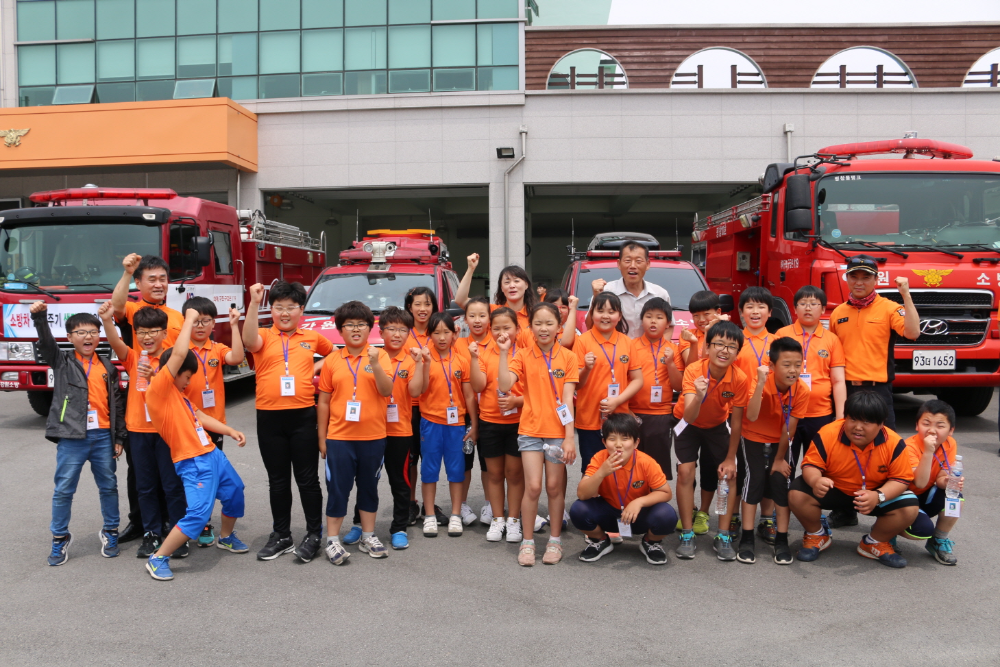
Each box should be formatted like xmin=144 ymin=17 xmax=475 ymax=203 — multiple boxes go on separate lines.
xmin=325 ymin=438 xmax=386 ymax=518
xmin=173 ymin=448 xmax=246 ymax=539
xmin=419 ymin=418 xmax=465 ymax=484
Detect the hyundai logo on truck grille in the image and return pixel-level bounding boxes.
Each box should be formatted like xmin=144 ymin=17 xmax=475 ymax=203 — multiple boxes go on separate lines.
xmin=920 ymin=319 xmax=949 ymax=336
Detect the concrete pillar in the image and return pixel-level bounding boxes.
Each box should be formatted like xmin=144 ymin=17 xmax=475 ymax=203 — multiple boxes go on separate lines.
xmin=488 ymin=173 xmax=525 ymax=289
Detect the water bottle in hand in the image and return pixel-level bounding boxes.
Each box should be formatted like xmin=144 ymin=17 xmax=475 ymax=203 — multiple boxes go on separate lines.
xmin=716 ymin=475 xmax=729 ymax=515
xmin=946 ymin=455 xmax=963 ymax=499
xmin=135 ymin=350 xmax=150 ymax=392
xmin=542 ymin=443 xmax=564 ymax=463
xmin=462 ymin=427 xmax=475 ymax=455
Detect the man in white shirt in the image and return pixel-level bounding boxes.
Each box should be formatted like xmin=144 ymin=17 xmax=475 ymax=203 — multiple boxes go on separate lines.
xmin=587 ymin=241 xmax=671 ymax=338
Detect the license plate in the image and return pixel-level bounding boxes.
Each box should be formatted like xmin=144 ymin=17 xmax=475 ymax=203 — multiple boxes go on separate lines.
xmin=912 ymin=350 xmax=955 ymax=371
xmin=47 ymin=368 xmax=54 ymax=387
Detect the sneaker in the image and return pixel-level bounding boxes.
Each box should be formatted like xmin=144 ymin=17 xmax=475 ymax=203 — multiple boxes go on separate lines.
xmin=448 ymin=515 xmax=464 ymax=537
xmin=797 ymin=531 xmax=833 ymax=562
xmin=172 ymin=540 xmax=190 ymax=558
xmin=257 ymin=532 xmax=295 ymax=561
xmin=407 ymin=501 xmax=420 ymax=526
xmin=563 ymin=510 xmax=570 ymax=528
xmin=773 ymin=541 xmax=793 ymax=565
xmin=534 ymin=514 xmax=548 ymax=532
xmin=542 ymin=542 xmax=563 ymax=564
xmin=359 ymin=535 xmax=389 ymax=558
xmin=579 ymin=536 xmax=614 ymax=562
xmin=218 ymin=531 xmax=250 ymax=554
xmin=640 ymin=539 xmax=668 ymax=565
xmin=925 ymin=536 xmax=957 ymax=565
xmin=99 ymin=529 xmax=119 ymax=558
xmin=756 ymin=518 xmax=776 ymax=545
xmin=197 ymin=524 xmax=215 ymax=548
xmin=486 ymin=517 xmax=506 ymax=542
xmin=48 ymin=534 xmax=72 ymax=566
xmin=136 ymin=532 xmax=161 ymax=559
xmin=423 ymin=515 xmax=438 ymax=537
xmin=480 ymin=504 xmax=493 ymax=526
xmin=145 ymin=554 xmax=173 ymax=581
xmin=424 ymin=504 xmax=448 ymax=526
xmin=737 ymin=538 xmax=756 ymax=564
xmin=857 ymin=535 xmax=907 ymax=568
xmin=118 ymin=521 xmax=143 ymax=544
xmin=675 ymin=531 xmax=697 ymax=559
xmin=608 ymin=532 xmax=624 ymax=544
xmin=714 ymin=532 xmax=737 ymax=561
xmin=460 ymin=503 xmax=477 ymax=526
xmin=293 ymin=532 xmax=322 ymax=562
xmin=391 ymin=531 xmax=409 ymax=550
xmin=325 ymin=540 xmax=350 ymax=565
xmin=692 ymin=511 xmax=711 ymax=535
xmin=827 ymin=509 xmax=858 ymax=528
xmin=517 ymin=542 xmax=536 ymax=566
xmin=729 ymin=514 xmax=741 ymax=535
xmin=343 ymin=525 xmax=363 ymax=545
xmin=505 ymin=517 xmax=523 ymax=543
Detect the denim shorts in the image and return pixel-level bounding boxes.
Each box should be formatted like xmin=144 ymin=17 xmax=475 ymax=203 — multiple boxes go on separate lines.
xmin=517 ymin=435 xmax=565 ymax=464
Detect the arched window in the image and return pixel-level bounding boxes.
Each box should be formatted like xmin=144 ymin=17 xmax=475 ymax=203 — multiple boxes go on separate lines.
xmin=671 ymin=48 xmax=765 ymax=88
xmin=964 ymin=48 xmax=1000 ymax=87
xmin=547 ymin=49 xmax=627 ymax=90
xmin=811 ymin=47 xmax=916 ymax=88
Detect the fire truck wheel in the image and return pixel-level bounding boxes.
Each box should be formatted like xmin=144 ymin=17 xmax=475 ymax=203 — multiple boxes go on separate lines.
xmin=27 ymin=390 xmax=53 ymax=417
xmin=936 ymin=387 xmax=994 ymax=417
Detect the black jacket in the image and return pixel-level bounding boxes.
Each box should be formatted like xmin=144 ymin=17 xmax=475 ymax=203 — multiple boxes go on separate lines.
xmin=33 ymin=311 xmax=126 ymax=445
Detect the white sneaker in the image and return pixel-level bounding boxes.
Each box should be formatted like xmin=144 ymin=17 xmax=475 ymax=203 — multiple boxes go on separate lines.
xmin=563 ymin=510 xmax=570 ymax=528
xmin=608 ymin=532 xmax=624 ymax=544
xmin=325 ymin=540 xmax=349 ymax=565
xmin=534 ymin=514 xmax=548 ymax=532
xmin=448 ymin=515 xmax=464 ymax=537
xmin=480 ymin=504 xmax=493 ymax=526
xmin=460 ymin=503 xmax=477 ymax=526
xmin=505 ymin=517 xmax=523 ymax=543
xmin=423 ymin=515 xmax=438 ymax=537
xmin=486 ymin=517 xmax=506 ymax=542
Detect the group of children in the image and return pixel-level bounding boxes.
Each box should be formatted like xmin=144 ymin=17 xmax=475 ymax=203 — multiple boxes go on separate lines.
xmin=39 ymin=249 xmax=964 ymax=578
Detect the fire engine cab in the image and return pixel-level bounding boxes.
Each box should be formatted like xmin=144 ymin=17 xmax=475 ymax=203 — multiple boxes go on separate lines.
xmin=693 ymin=136 xmax=1000 ymax=415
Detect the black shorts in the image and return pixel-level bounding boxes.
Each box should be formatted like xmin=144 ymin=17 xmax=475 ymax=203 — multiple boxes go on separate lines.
xmin=736 ymin=438 xmax=790 ymax=507
xmin=207 ymin=430 xmax=225 ymax=450
xmin=478 ymin=420 xmax=521 ymax=459
xmin=635 ymin=412 xmax=673 ymax=481
xmin=789 ymin=476 xmax=919 ymax=516
xmin=410 ymin=406 xmax=422 ymax=462
xmin=675 ymin=421 xmax=730 ymax=491
xmin=790 ymin=414 xmax=834 ymax=466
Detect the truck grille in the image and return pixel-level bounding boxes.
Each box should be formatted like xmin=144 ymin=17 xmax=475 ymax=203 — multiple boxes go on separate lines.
xmin=878 ymin=289 xmax=993 ymax=347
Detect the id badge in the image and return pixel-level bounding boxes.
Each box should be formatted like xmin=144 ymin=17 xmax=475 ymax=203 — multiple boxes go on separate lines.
xmin=616 ymin=519 xmax=633 ymax=538
xmin=386 ymin=403 xmax=399 ymax=423
xmin=502 ymin=406 xmax=518 ymax=416
xmin=195 ymin=425 xmax=210 ymax=446
xmin=556 ymin=403 xmax=573 ymax=426
xmin=607 ymin=383 xmax=620 ymax=398
xmin=650 ymin=385 xmax=663 ymax=403
xmin=201 ymin=389 xmax=216 ymax=408
xmin=86 ymin=407 xmax=99 ymax=430
xmin=446 ymin=406 xmax=459 ymax=425
xmin=944 ymin=497 xmax=961 ymax=518
xmin=346 ymin=401 xmax=361 ymax=422
xmin=799 ymin=373 xmax=812 ymax=389
xmin=280 ymin=375 xmax=296 ymax=396
xmin=673 ymin=418 xmax=688 ymax=436
xmin=145 ymin=403 xmax=152 ymax=423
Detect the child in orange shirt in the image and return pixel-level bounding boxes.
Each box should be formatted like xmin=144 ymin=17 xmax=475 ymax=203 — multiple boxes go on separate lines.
xmin=679 ymin=290 xmax=727 ymax=368
xmin=454 ymin=296 xmax=490 ymax=527
xmin=404 ymin=286 xmax=439 ymax=525
xmin=543 ymin=287 xmax=580 ymax=348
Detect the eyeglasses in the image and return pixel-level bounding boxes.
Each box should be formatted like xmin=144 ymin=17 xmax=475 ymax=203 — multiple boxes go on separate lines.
xmin=69 ymin=330 xmax=100 ymax=338
xmin=383 ymin=327 xmax=409 ymax=335
xmin=271 ymin=306 xmax=301 ymax=314
xmin=135 ymin=329 xmax=164 ymax=338
xmin=710 ymin=341 xmax=739 ymax=354
xmin=193 ymin=319 xmax=215 ymax=327
xmin=340 ymin=323 xmax=369 ymax=331
xmin=797 ymin=301 xmax=824 ymax=309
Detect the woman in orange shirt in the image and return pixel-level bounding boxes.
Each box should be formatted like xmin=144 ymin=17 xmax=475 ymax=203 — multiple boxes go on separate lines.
xmin=453 ymin=296 xmax=490 ymax=527
xmin=404 ymin=286 xmax=438 ymax=525
xmin=455 ymin=253 xmax=535 ymax=328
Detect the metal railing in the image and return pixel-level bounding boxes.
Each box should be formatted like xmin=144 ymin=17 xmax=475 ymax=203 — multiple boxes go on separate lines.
xmin=240 ymin=210 xmax=321 ymax=251
xmin=964 ymin=63 xmax=999 ymax=87
xmin=672 ymin=64 xmax=764 ymax=88
xmin=811 ymin=64 xmax=913 ymax=88
xmin=547 ymin=66 xmax=627 ymax=89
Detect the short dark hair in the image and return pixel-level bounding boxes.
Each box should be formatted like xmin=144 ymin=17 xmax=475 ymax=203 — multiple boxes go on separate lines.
xmin=543 ymin=288 xmax=570 ymax=307
xmin=268 ymin=280 xmax=307 ymax=307
xmin=182 ymin=296 xmax=217 ymax=319
xmin=495 ymin=265 xmax=536 ymax=311
xmin=619 ymin=241 xmax=649 ymax=259
xmin=335 ymin=300 xmax=374 ymax=330
xmin=379 ymin=306 xmax=413 ymax=330
xmin=844 ymin=390 xmax=889 ymax=426
xmin=530 ymin=301 xmax=561 ymax=325
xmin=427 ymin=311 xmax=456 ymax=334
xmin=404 ymin=286 xmax=437 ymax=315
xmin=689 ymin=290 xmax=721 ymax=314
xmin=916 ymin=399 xmax=956 ymax=429
xmin=66 ymin=312 xmax=101 ymax=332
xmin=794 ymin=285 xmax=827 ymax=309
xmin=490 ymin=306 xmax=519 ymax=327
xmin=640 ymin=296 xmax=672 ymax=322
xmin=158 ymin=346 xmax=199 ymax=376
xmin=134 ymin=255 xmax=169 ymax=281
xmin=133 ymin=306 xmax=168 ymax=330
xmin=591 ymin=291 xmax=629 ymax=335
xmin=739 ymin=286 xmax=774 ymax=311
xmin=464 ymin=296 xmax=491 ymax=314
xmin=705 ymin=320 xmax=743 ymax=352
xmin=601 ymin=412 xmax=641 ymax=441
xmin=768 ymin=336 xmax=803 ymax=363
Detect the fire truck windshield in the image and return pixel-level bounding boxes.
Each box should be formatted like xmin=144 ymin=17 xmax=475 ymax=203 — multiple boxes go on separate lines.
xmin=576 ymin=267 xmax=708 ymax=311
xmin=817 ymin=174 xmax=1000 ymax=248
xmin=0 ymin=222 xmax=160 ymax=292
xmin=307 ymin=272 xmax=436 ymax=315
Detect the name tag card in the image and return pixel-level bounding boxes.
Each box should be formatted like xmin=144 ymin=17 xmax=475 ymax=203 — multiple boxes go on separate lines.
xmin=673 ymin=418 xmax=688 ymax=436
xmin=944 ymin=498 xmax=961 ymax=518
xmin=280 ymin=376 xmax=296 ymax=396
xmin=799 ymin=373 xmax=812 ymax=389
xmin=195 ymin=426 xmax=210 ymax=446
xmin=556 ymin=403 xmax=573 ymax=426
xmin=650 ymin=385 xmax=663 ymax=403
xmin=202 ymin=389 xmax=216 ymax=408
xmin=616 ymin=519 xmax=632 ymax=538
xmin=386 ymin=403 xmax=399 ymax=423
xmin=446 ymin=406 xmax=459 ymax=425
xmin=607 ymin=384 xmax=620 ymax=398
xmin=87 ymin=408 xmax=99 ymax=430
xmin=346 ymin=401 xmax=361 ymax=422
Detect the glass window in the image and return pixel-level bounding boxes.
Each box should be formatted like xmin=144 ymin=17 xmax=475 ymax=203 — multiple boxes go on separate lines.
xmin=217 ymin=75 xmax=257 ymax=99
xmin=345 ymin=0 xmax=385 ymax=26
xmin=218 ymin=33 xmax=257 ymax=75
xmin=433 ymin=0 xmax=474 ymax=20
xmin=174 ymin=78 xmax=216 ymax=98
xmin=218 ymin=0 xmax=257 ymax=32
xmin=477 ymin=0 xmax=517 ymax=18
xmin=303 ymin=29 xmax=343 ymax=72
xmin=303 ymin=0 xmax=343 ymax=28
xmin=477 ymin=23 xmax=517 ymax=66
xmin=169 ymin=224 xmax=201 ymax=279
xmin=18 ymin=1 xmax=56 ymax=42
xmin=19 ymin=86 xmax=56 ymax=106
xmin=259 ymin=31 xmax=300 ymax=74
xmin=432 ymin=25 xmax=474 ymax=67
xmin=308 ymin=272 xmax=435 ymax=313
xmin=97 ymin=40 xmax=135 ymax=81
xmin=433 ymin=67 xmax=474 ymax=91
xmin=389 ymin=0 xmax=429 ymax=23
xmin=260 ymin=0 xmax=299 ymax=30
xmin=345 ymin=27 xmax=386 ymax=70
xmin=389 ymin=69 xmax=429 ymax=93
xmin=259 ymin=73 xmax=300 ymax=98
xmin=177 ymin=35 xmax=216 ymax=77
xmin=210 ymin=230 xmax=233 ymax=274
xmin=18 ymin=45 xmax=57 ymax=87
xmin=56 ymin=0 xmax=95 ymax=40
xmin=136 ymin=0 xmax=174 ymax=37
xmin=58 ymin=43 xmax=95 ymax=84
xmin=136 ymin=78 xmax=175 ymax=100
xmin=52 ymin=84 xmax=95 ymax=104
xmin=477 ymin=65 xmax=516 ymax=90
xmin=137 ymin=38 xmax=174 ymax=79
xmin=178 ymin=0 xmax=215 ymax=35
xmin=388 ymin=25 xmax=429 ymax=69
xmin=97 ymin=82 xmax=135 ymax=102
xmin=96 ymin=0 xmax=134 ymax=39
xmin=302 ymin=72 xmax=342 ymax=96
xmin=344 ymin=70 xmax=386 ymax=94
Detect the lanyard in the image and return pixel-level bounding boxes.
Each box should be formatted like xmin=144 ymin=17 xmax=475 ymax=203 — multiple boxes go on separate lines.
xmin=194 ymin=345 xmax=211 ymax=383
xmin=345 ymin=355 xmax=363 ymax=401
xmin=612 ymin=451 xmax=637 ymax=510
xmin=932 ymin=445 xmax=951 ymax=475
xmin=280 ymin=332 xmax=291 ymax=375
xmin=778 ymin=381 xmax=795 ymax=431
xmin=409 ymin=329 xmax=425 ymax=349
xmin=800 ymin=329 xmax=814 ymax=372
xmin=850 ymin=445 xmax=875 ymax=490
xmin=596 ymin=334 xmax=617 ymax=384
xmin=651 ymin=339 xmax=663 ymax=382
xmin=748 ymin=335 xmax=769 ymax=367
xmin=182 ymin=397 xmax=203 ymax=428
xmin=542 ymin=346 xmax=563 ymax=405
xmin=700 ymin=366 xmax=719 ymax=404
xmin=439 ymin=351 xmax=454 ymax=405
xmin=80 ymin=355 xmax=94 ymax=379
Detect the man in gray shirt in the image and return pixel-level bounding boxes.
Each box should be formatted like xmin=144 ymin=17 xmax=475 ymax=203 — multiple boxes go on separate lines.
xmin=587 ymin=241 xmax=671 ymax=338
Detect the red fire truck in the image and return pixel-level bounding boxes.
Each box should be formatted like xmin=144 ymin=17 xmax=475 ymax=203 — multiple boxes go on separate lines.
xmin=0 ymin=186 xmax=325 ymax=415
xmin=693 ymin=136 xmax=1000 ymax=415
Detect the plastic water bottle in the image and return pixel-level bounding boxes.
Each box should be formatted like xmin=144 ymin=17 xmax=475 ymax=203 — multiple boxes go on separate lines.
xmin=542 ymin=443 xmax=564 ymax=463
xmin=135 ymin=350 xmax=150 ymax=392
xmin=716 ymin=475 xmax=729 ymax=515
xmin=946 ymin=455 xmax=963 ymax=499
xmin=462 ymin=427 xmax=475 ymax=455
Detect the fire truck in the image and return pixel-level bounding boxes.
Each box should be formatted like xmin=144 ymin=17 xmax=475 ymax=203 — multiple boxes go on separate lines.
xmin=692 ymin=136 xmax=1000 ymax=415
xmin=0 ymin=186 xmax=325 ymax=415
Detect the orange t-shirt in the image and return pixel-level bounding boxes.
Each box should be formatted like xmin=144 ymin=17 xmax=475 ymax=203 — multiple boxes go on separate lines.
xmin=802 ymin=420 xmax=913 ymax=494
xmin=418 ymin=348 xmax=471 ymax=426
xmin=476 ymin=337 xmax=523 ymax=425
xmin=318 ymin=348 xmax=388 ymax=441
xmin=733 ymin=329 xmax=772 ymax=380
xmin=678 ymin=327 xmax=705 ymax=364
xmin=123 ymin=348 xmax=161 ymax=433
xmin=673 ymin=358 xmax=750 ymax=429
xmin=585 ymin=449 xmax=668 ymax=509
xmin=490 ymin=302 xmax=530 ymax=329
xmin=253 ymin=327 xmax=333 ymax=410
xmin=904 ymin=434 xmax=959 ymax=495
xmin=741 ymin=374 xmax=811 ymax=443
xmin=76 ymin=353 xmax=110 ymax=429
xmin=183 ymin=339 xmax=233 ymax=424
xmin=453 ymin=335 xmax=492 ymax=362
xmin=572 ymin=329 xmax=641 ymax=431
xmin=508 ymin=343 xmax=580 ymax=439
xmin=407 ymin=328 xmax=431 ymax=406
xmin=118 ymin=300 xmax=184 ymax=351
xmin=380 ymin=349 xmax=419 ymax=437
xmin=775 ymin=321 xmax=846 ymax=418
xmin=147 ymin=365 xmax=216 ymax=463
xmin=629 ymin=335 xmax=683 ymax=415
xmin=829 ymin=294 xmax=907 ymax=383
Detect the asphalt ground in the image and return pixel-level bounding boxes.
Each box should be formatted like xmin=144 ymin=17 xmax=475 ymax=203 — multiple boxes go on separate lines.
xmin=2 ymin=383 xmax=997 ymax=666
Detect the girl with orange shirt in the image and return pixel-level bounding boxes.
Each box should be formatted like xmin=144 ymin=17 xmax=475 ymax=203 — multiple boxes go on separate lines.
xmin=454 ymin=297 xmax=491 ymax=526
xmin=404 ymin=286 xmax=440 ymax=525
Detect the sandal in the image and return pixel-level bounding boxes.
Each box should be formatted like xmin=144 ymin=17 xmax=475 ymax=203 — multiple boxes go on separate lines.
xmin=517 ymin=543 xmax=536 ymax=567
xmin=542 ymin=542 xmax=563 ymax=565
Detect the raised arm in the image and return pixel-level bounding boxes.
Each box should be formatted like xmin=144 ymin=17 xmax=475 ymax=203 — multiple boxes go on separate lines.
xmin=242 ymin=283 xmax=264 ymax=353
xmin=558 ymin=295 xmax=580 ymax=348
xmin=165 ymin=309 xmax=198 ymax=377
xmin=895 ymin=277 xmax=920 ymax=341
xmin=30 ymin=302 xmax=60 ymax=368
xmin=224 ymin=305 xmax=246 ymax=365
xmin=408 ymin=347 xmax=427 ymax=397
xmin=98 ymin=301 xmax=130 ymax=361
xmin=496 ymin=334 xmax=517 ymax=393
xmin=745 ymin=367 xmax=768 ymax=422
xmin=468 ymin=342 xmax=487 ymax=393
xmin=912 ymin=433 xmax=938 ymax=490
xmin=454 ymin=253 xmax=479 ymax=308
xmin=368 ymin=347 xmax=394 ymax=397
xmin=112 ymin=253 xmax=141 ymax=321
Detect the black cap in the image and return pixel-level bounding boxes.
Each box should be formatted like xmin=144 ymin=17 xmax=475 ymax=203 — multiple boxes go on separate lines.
xmin=845 ymin=254 xmax=879 ymax=276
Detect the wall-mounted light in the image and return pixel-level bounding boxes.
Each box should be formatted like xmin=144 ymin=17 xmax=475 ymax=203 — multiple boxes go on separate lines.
xmin=496 ymin=147 xmax=515 ymax=159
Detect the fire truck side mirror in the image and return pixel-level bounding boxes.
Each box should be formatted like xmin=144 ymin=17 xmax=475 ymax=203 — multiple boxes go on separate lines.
xmin=193 ymin=235 xmax=213 ymax=268
xmin=785 ymin=209 xmax=814 ymax=232
xmin=718 ymin=294 xmax=735 ymax=313
xmin=785 ymin=174 xmax=811 ymax=210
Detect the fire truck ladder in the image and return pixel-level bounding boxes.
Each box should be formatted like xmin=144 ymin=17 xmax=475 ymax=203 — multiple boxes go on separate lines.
xmin=693 ymin=194 xmax=772 ymax=241
xmin=240 ymin=210 xmax=322 ymax=251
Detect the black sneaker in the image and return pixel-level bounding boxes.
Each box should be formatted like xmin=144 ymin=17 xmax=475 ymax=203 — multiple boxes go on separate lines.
xmin=295 ymin=532 xmax=323 ymax=563
xmin=172 ymin=540 xmax=190 ymax=558
xmin=118 ymin=521 xmax=143 ymax=544
xmin=257 ymin=532 xmax=295 ymax=561
xmin=737 ymin=538 xmax=756 ymax=564
xmin=136 ymin=532 xmax=161 ymax=559
xmin=773 ymin=541 xmax=793 ymax=565
xmin=423 ymin=505 xmax=448 ymax=526
xmin=640 ymin=539 xmax=668 ymax=565
xmin=827 ymin=509 xmax=858 ymax=528
xmin=579 ymin=536 xmax=614 ymax=562
xmin=756 ymin=518 xmax=776 ymax=545
xmin=408 ymin=501 xmax=420 ymax=526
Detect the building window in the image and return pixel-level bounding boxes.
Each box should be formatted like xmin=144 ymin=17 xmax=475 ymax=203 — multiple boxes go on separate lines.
xmin=18 ymin=1 xmax=56 ymax=42
xmin=811 ymin=47 xmax=916 ymax=88
xmin=136 ymin=0 xmax=175 ymax=38
xmin=97 ymin=0 xmax=135 ymax=39
xmin=57 ymin=0 xmax=96 ymax=40
xmin=548 ymin=49 xmax=627 ymax=90
xmin=671 ymin=48 xmax=765 ymax=89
